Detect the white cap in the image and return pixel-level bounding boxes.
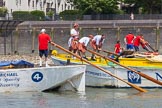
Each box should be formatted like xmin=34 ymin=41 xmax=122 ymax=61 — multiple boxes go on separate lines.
xmin=41 ymin=29 xmax=46 ymax=33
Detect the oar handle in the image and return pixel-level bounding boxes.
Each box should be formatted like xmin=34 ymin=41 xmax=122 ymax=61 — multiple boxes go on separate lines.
xmin=52 ymin=43 xmax=147 ymax=92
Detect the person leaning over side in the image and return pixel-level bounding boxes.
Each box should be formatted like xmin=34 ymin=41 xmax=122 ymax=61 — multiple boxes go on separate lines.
xmin=90 ymin=34 xmax=106 ymax=60
xmin=140 ymin=35 xmax=151 ymax=52
xmin=68 ymin=23 xmax=80 ymax=55
xmin=140 ymin=38 xmax=159 ymax=55
xmin=124 ymin=32 xmax=135 ymax=51
xmin=38 ymin=29 xmax=55 ymax=67
xmin=78 ymin=35 xmax=94 ymax=60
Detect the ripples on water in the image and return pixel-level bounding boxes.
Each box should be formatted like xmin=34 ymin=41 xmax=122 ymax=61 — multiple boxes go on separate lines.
xmin=0 ymin=88 xmax=162 ymax=108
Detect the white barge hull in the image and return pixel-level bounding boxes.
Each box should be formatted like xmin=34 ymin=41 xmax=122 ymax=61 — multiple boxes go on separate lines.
xmin=0 ymin=65 xmax=86 ymax=92
xmin=52 ymin=56 xmax=162 ymax=88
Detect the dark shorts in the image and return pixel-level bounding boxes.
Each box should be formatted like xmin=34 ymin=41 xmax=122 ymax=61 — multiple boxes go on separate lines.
xmin=39 ymin=50 xmax=48 ymax=57
xmin=126 ymin=44 xmax=134 ymax=50
xmin=134 ymin=46 xmax=139 ymax=51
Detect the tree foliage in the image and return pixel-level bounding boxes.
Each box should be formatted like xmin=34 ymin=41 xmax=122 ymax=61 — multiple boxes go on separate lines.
xmin=123 ymin=0 xmax=162 ymax=14
xmin=71 ymin=0 xmax=122 ymax=14
xmin=70 ymin=0 xmax=162 ymax=14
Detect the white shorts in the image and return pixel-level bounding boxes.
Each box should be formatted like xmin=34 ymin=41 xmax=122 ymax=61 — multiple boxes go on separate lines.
xmin=68 ymin=37 xmax=73 ymax=47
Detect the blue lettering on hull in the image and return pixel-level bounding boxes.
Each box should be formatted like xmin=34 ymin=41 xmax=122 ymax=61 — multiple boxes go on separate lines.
xmin=86 ymin=71 xmax=110 ymax=78
xmin=0 ymin=72 xmax=20 ymax=88
xmin=155 ymin=72 xmax=162 ymax=80
xmin=0 ymin=72 xmax=18 ymax=77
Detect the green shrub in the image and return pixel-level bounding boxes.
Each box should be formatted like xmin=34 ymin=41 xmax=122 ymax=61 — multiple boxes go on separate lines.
xmin=12 ymin=11 xmax=30 ymax=20
xmin=46 ymin=10 xmax=54 ymax=18
xmin=12 ymin=10 xmax=45 ymax=21
xmin=0 ymin=7 xmax=8 ymax=17
xmin=30 ymin=10 xmax=45 ymax=20
xmin=59 ymin=10 xmax=82 ymax=20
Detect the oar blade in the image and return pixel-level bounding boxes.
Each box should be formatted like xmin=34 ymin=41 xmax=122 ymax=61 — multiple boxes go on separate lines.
xmin=127 ymin=82 xmax=147 ymax=92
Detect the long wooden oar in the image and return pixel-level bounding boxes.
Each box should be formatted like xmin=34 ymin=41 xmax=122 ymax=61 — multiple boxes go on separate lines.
xmin=87 ymin=49 xmax=162 ymax=86
xmin=53 ymin=43 xmax=147 ymax=92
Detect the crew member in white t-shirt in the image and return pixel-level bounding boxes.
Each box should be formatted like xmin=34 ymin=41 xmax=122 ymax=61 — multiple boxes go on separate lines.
xmin=90 ymin=34 xmax=105 ymax=60
xmin=78 ymin=35 xmax=94 ymax=60
xmin=68 ymin=23 xmax=79 ymax=54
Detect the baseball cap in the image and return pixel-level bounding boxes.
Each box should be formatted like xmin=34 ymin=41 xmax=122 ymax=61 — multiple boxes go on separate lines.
xmin=41 ymin=29 xmax=46 ymax=33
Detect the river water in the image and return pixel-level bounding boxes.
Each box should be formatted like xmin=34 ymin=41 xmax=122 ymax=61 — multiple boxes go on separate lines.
xmin=0 ymin=88 xmax=161 ymax=108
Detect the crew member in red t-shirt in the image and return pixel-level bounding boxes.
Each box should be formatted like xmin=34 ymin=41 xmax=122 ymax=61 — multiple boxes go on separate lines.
xmin=133 ymin=34 xmax=142 ymax=52
xmin=124 ymin=32 xmax=134 ymax=50
xmin=38 ymin=29 xmax=55 ymax=67
xmin=114 ymin=40 xmax=121 ymax=54
xmin=110 ymin=40 xmax=122 ymax=61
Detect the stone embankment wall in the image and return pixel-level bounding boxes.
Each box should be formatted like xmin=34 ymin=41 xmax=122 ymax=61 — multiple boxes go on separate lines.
xmin=0 ymin=20 xmax=162 ymax=55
